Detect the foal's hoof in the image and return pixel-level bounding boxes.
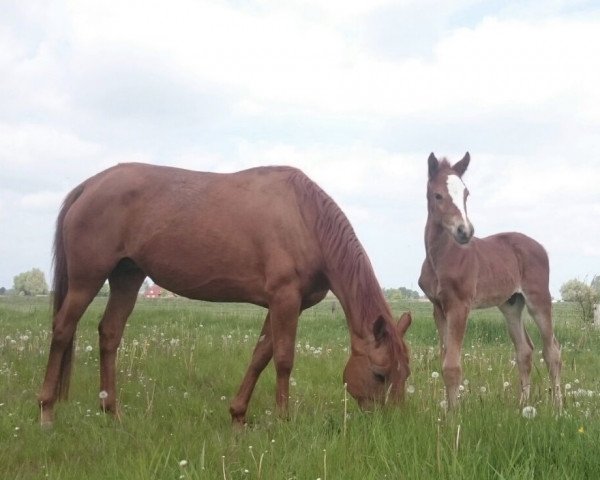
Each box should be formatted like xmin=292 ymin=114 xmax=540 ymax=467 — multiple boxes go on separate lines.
xmin=40 ymin=409 xmax=54 ymax=428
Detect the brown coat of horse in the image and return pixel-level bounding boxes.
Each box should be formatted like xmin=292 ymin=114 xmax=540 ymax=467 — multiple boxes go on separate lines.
xmin=39 ymin=163 xmax=411 ymax=425
xmin=418 ymin=153 xmax=561 ymax=409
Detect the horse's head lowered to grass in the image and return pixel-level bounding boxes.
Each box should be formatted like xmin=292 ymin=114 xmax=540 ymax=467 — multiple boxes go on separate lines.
xmin=343 ymin=312 xmax=412 ymax=409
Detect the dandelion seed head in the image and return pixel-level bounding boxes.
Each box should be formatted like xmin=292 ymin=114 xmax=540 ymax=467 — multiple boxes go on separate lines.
xmin=431 ymin=371 xmax=440 ymax=379
xmin=522 ymin=405 xmax=537 ymax=419
xmin=406 ymin=385 xmax=415 ymax=394
xmin=179 ymin=460 xmax=188 ymax=467
xmin=85 ymin=345 xmax=93 ymax=352
xmin=98 ymin=390 xmax=108 ymax=399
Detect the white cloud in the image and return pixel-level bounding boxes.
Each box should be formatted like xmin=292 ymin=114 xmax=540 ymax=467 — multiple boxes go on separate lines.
xmin=54 ymin=2 xmax=599 ymax=125
xmin=19 ymin=190 xmax=64 ymax=211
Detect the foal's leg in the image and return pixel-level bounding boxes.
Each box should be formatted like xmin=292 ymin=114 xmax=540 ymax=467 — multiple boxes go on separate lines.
xmin=441 ymin=301 xmax=469 ymax=409
xmin=97 ymin=264 xmax=145 ymax=416
xmin=39 ymin=284 xmax=102 ymax=425
xmin=229 ymin=313 xmax=273 ymax=425
xmin=499 ymin=295 xmax=533 ymax=404
xmin=524 ymin=290 xmax=562 ymax=408
xmin=433 ymin=303 xmax=447 ymax=360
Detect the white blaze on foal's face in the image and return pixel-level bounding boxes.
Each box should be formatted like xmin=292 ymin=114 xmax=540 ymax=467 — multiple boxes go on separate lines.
xmin=446 ymin=174 xmax=468 ymax=225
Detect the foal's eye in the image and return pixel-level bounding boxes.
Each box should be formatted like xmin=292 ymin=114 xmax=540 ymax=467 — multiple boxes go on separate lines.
xmin=373 ymin=372 xmax=386 ymax=383
xmin=434 ymin=193 xmax=443 ymax=201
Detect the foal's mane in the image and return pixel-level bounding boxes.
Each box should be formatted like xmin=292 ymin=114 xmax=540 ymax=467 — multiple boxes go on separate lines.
xmin=430 ymin=158 xmax=454 ymax=180
xmin=287 ymin=170 xmax=402 ymax=340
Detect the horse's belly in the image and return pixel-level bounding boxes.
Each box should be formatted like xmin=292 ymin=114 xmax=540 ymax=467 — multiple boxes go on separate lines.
xmin=152 ymin=271 xmax=268 ymax=306
xmin=472 ymin=287 xmax=519 ymax=309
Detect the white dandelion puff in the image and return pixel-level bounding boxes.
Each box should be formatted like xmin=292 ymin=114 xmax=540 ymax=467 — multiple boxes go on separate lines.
xmin=522 ymin=406 xmax=537 ymax=419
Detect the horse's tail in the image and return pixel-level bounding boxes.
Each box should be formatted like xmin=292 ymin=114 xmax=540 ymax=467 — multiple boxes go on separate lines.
xmin=52 ymin=182 xmax=86 ymax=400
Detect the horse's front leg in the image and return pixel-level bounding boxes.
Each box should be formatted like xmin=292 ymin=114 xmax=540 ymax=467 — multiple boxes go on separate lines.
xmin=230 ymin=313 xmax=273 ymax=425
xmin=441 ymin=301 xmax=469 ymax=409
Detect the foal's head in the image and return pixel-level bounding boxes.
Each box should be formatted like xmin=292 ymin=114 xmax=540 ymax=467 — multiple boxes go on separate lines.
xmin=426 ymin=152 xmax=474 ymax=244
xmin=343 ymin=312 xmax=412 ymax=409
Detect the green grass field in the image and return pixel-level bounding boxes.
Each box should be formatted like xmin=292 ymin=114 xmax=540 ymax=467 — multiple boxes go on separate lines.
xmin=1 ymin=296 xmax=600 ymax=479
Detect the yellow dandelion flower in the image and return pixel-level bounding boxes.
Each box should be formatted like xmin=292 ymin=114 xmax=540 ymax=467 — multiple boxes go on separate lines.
xmin=578 ymin=426 xmax=585 ymax=434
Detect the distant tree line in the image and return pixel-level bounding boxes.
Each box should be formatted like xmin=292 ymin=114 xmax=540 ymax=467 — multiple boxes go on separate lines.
xmin=0 ymin=271 xmax=164 ymax=300
xmin=383 ymin=287 xmax=421 ymax=301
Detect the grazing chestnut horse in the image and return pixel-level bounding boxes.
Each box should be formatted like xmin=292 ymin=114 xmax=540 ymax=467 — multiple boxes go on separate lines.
xmin=418 ymin=153 xmax=562 ymax=409
xmin=39 ymin=163 xmax=411 ymax=426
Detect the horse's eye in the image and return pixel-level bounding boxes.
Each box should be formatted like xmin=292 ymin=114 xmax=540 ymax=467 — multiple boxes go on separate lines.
xmin=434 ymin=193 xmax=443 ymax=201
xmin=373 ymin=372 xmax=386 ymax=383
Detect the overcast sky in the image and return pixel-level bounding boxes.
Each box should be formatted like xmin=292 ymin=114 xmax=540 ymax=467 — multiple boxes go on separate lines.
xmin=1 ymin=0 xmax=599 ymax=298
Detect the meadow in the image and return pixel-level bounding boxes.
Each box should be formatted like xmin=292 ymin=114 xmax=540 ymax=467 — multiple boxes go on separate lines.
xmin=1 ymin=295 xmax=600 ymax=479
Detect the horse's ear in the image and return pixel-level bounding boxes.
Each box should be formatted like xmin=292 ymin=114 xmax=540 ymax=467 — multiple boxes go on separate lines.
xmin=397 ymin=311 xmax=412 ymax=336
xmin=373 ymin=315 xmax=387 ymax=345
xmin=428 ymin=152 xmax=439 ymax=179
xmin=453 ymin=152 xmax=470 ymax=177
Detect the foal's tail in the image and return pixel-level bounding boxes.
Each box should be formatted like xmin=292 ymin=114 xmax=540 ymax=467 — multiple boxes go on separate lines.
xmin=52 ymin=183 xmax=86 ymax=400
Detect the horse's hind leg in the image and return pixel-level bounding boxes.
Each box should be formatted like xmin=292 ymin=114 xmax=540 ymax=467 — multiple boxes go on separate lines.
xmin=39 ymin=283 xmax=103 ymax=426
xmin=524 ymin=289 xmax=562 ymax=408
xmin=98 ymin=261 xmax=145 ymax=416
xmin=499 ymin=294 xmax=534 ymax=404
xmin=230 ymin=312 xmax=273 ymax=425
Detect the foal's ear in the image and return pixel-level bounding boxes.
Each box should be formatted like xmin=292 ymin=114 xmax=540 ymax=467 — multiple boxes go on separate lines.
xmin=397 ymin=311 xmax=412 ymax=336
xmin=428 ymin=152 xmax=439 ymax=179
xmin=453 ymin=152 xmax=470 ymax=177
xmin=373 ymin=315 xmax=387 ymax=344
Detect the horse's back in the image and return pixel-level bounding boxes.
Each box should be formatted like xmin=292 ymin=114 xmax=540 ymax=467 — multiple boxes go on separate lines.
xmin=476 ymin=232 xmax=549 ymax=270
xmin=471 ymin=232 xmax=550 ymax=307
xmin=61 ymin=163 xmax=324 ymax=303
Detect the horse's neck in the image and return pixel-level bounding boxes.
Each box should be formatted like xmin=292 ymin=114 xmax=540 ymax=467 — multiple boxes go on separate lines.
xmin=425 ymin=218 xmax=457 ymax=267
xmin=327 ymin=264 xmax=387 ymax=339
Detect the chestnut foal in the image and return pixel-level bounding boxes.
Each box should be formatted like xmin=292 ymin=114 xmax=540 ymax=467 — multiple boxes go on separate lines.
xmin=419 ymin=153 xmax=562 ymax=409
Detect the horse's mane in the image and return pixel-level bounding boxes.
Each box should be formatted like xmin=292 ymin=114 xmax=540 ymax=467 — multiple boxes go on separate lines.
xmin=287 ymin=169 xmax=394 ymax=326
